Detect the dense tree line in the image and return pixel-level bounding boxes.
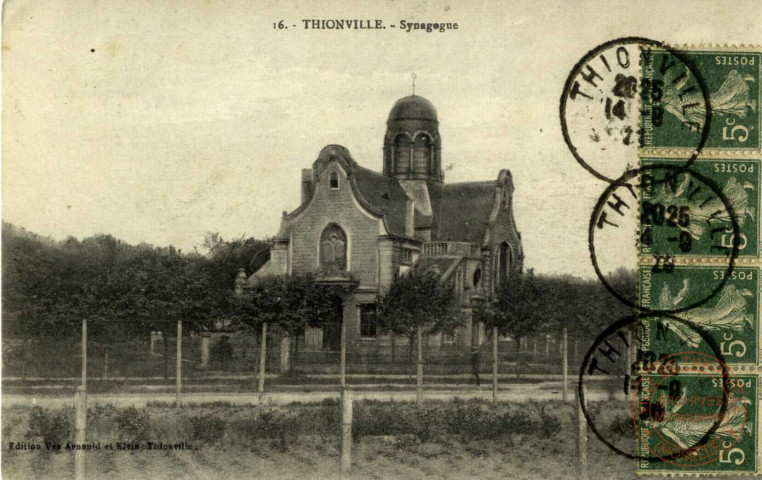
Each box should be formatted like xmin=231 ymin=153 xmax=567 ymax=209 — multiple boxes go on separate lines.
xmin=475 ymin=267 xmax=636 ymax=349
xmin=1 ymin=223 xmax=271 ymax=339
xmin=3 ymin=222 xmax=636 ymax=349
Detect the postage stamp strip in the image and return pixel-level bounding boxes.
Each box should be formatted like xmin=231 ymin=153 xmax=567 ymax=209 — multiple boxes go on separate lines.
xmin=640 ymin=46 xmax=761 ymax=158
xmin=635 ymin=46 xmax=762 ymax=475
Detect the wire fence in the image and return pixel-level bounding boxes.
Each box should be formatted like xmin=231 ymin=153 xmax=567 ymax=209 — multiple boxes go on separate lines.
xmin=2 ymin=317 xmax=602 ymax=394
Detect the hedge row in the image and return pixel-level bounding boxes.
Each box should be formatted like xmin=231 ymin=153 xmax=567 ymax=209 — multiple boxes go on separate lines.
xmin=7 ymin=400 xmax=632 ymax=451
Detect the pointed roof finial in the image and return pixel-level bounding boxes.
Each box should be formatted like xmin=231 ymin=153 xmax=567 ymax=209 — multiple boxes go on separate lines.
xmin=411 ymin=73 xmax=417 ymax=95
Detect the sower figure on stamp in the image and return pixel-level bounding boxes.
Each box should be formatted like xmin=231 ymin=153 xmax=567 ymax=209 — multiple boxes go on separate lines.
xmin=470 ymin=344 xmax=482 ymax=390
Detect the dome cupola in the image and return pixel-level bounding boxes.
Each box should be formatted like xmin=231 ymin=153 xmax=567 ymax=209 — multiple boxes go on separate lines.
xmin=388 ymin=95 xmax=438 ymax=122
xmin=383 ymin=95 xmax=442 ymax=183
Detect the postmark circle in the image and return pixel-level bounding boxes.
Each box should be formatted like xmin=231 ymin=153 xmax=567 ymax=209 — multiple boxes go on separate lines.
xmin=578 ymin=313 xmax=730 ymax=461
xmin=560 ymin=37 xmax=712 ymax=184
xmin=589 ymin=164 xmax=741 ymax=314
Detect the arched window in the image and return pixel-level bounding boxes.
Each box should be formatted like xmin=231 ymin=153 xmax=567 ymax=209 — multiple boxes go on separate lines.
xmin=394 ymin=135 xmax=410 ymax=174
xmin=320 ymin=224 xmax=347 ymax=271
xmin=498 ymin=242 xmax=511 ymax=286
xmin=473 ymin=268 xmax=482 ymax=289
xmin=412 ymin=134 xmax=432 ymax=175
xmin=329 ymin=171 xmax=339 ymax=189
xmin=502 ymin=188 xmax=508 ymax=209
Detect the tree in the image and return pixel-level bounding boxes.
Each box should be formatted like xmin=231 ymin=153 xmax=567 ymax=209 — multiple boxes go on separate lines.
xmin=476 ymin=271 xmax=552 ymax=368
xmin=376 ymin=270 xmax=464 ymax=372
xmin=203 ymin=232 xmax=271 ymax=294
xmin=232 ymin=274 xmax=339 ymax=369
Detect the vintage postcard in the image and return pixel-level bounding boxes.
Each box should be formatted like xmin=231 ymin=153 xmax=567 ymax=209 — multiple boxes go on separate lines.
xmin=2 ymin=1 xmax=762 ymax=479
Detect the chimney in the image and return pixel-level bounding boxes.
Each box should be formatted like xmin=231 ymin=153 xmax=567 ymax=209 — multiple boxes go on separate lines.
xmin=301 ymin=169 xmax=313 ymax=204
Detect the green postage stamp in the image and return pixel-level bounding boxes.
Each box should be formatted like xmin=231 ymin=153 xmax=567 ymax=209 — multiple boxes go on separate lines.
xmin=636 ymin=364 xmax=758 ymax=474
xmin=640 ymin=47 xmax=761 ymax=156
xmin=639 ymin=266 xmax=760 ymax=366
xmin=639 ymin=158 xmax=760 ymax=258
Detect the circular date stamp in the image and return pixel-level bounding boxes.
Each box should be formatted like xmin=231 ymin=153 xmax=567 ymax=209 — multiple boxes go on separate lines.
xmin=588 ymin=164 xmax=741 ymax=314
xmin=578 ymin=313 xmax=731 ymax=461
xmin=560 ymin=37 xmax=712 ymax=184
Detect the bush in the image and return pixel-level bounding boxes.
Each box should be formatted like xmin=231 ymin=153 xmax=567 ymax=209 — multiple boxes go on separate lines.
xmin=537 ymin=405 xmax=562 ymax=438
xmin=351 ymin=401 xmax=564 ymax=443
xmin=114 ymin=407 xmax=150 ymax=442
xmin=26 ymin=407 xmax=70 ymax=445
xmin=228 ymin=409 xmax=302 ymax=451
xmin=608 ymin=414 xmax=635 ymax=438
xmin=189 ymin=414 xmax=226 ymax=444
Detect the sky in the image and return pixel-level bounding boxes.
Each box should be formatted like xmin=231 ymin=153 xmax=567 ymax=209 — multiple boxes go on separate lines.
xmin=3 ymin=0 xmax=761 ymax=278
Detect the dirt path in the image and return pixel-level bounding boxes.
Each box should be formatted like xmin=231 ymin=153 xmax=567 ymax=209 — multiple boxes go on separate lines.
xmin=3 ymin=383 xmax=624 ymax=408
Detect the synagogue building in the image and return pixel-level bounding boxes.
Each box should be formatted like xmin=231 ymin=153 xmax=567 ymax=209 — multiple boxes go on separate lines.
xmin=243 ymin=94 xmax=523 ymax=355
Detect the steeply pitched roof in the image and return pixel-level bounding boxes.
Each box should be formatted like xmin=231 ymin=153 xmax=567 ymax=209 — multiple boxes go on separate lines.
xmin=351 ymin=165 xmax=411 ymax=238
xmin=432 ymin=181 xmax=496 ymax=243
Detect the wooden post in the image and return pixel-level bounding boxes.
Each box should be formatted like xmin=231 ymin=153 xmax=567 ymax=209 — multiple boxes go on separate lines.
xmin=574 ymin=340 xmax=579 ymax=365
xmin=81 ymin=318 xmax=87 ymax=389
xmin=258 ymin=322 xmax=267 ymax=401
xmin=416 ymin=324 xmax=423 ymax=405
xmin=176 ymin=320 xmax=182 ymax=408
xmin=562 ymin=328 xmax=568 ymax=403
xmin=492 ymin=326 xmax=498 ymax=403
xmin=164 ymin=330 xmax=169 ymax=380
xmin=341 ymin=317 xmax=347 ymax=389
xmin=279 ymin=336 xmax=291 ymax=373
xmin=625 ymin=330 xmax=633 ymax=400
xmin=576 ymin=383 xmax=589 ymax=480
xmin=200 ymin=334 xmax=210 ymax=368
xmin=74 ymin=385 xmax=87 ymax=480
xmin=103 ymin=348 xmax=109 ymax=380
xmin=340 ymin=389 xmax=353 ymax=477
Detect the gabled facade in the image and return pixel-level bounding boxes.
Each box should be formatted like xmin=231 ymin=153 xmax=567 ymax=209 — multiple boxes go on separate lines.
xmin=246 ymin=94 xmax=523 ymax=355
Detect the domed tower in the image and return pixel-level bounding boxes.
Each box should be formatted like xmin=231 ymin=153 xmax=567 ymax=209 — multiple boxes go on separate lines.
xmin=383 ymin=95 xmax=443 ymax=183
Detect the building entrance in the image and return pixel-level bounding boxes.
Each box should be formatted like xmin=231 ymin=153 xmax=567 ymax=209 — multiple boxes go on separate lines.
xmin=322 ymin=296 xmax=343 ymax=352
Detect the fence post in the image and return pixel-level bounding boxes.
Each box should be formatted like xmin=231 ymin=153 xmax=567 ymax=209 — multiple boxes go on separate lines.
xmin=164 ymin=330 xmax=169 ymax=380
xmin=258 ymin=322 xmax=267 ymax=401
xmin=625 ymin=330 xmax=633 ymax=399
xmin=81 ymin=318 xmax=87 ymax=389
xmin=176 ymin=320 xmax=182 ymax=408
xmin=103 ymin=347 xmax=109 ymax=380
xmin=340 ymin=389 xmax=353 ymax=477
xmin=574 ymin=340 xmax=579 ymax=365
xmin=341 ymin=318 xmax=347 ymax=389
xmin=200 ymin=333 xmax=210 ymax=368
xmin=576 ymin=383 xmax=589 ymax=480
xmin=562 ymin=328 xmax=568 ymax=403
xmin=492 ymin=326 xmax=498 ymax=402
xmin=279 ymin=336 xmax=291 ymax=373
xmin=416 ymin=325 xmax=423 ymax=405
xmin=74 ymin=385 xmax=87 ymax=480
